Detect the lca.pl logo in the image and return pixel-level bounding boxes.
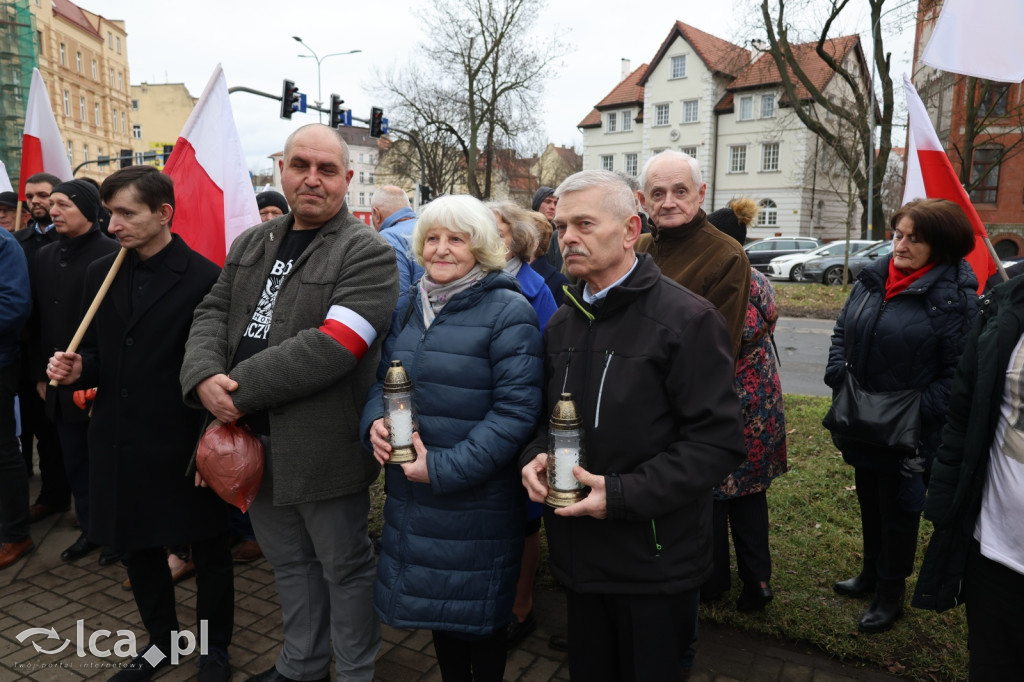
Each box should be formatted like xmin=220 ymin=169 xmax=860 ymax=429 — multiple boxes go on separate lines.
xmin=16 ymin=620 xmax=210 ymax=665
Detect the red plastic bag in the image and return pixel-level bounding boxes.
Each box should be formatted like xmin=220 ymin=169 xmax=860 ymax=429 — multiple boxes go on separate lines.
xmin=196 ymin=421 xmax=265 ymax=513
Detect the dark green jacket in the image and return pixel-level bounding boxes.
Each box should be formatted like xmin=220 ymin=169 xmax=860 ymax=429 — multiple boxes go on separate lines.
xmin=913 ymin=275 xmax=1024 ymax=611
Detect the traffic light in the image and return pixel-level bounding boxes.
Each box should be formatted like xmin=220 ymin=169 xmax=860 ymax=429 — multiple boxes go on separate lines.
xmin=162 ymin=144 xmax=174 ymax=163
xmin=369 ymin=106 xmax=384 ymax=138
xmin=420 ymin=184 xmax=433 ymax=204
xmin=330 ymin=94 xmax=345 ymax=129
xmin=281 ymin=79 xmax=300 ymax=120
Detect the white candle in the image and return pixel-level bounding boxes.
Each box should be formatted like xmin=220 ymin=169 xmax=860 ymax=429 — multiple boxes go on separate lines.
xmin=553 ymin=447 xmax=579 ymax=490
xmin=390 ymin=410 xmax=414 ymax=447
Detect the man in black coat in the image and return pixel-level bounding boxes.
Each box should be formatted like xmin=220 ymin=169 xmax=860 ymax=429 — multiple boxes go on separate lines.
xmin=48 ymin=166 xmax=233 ymax=682
xmin=14 ymin=172 xmax=69 ymax=520
xmin=30 ymin=179 xmax=119 ymax=563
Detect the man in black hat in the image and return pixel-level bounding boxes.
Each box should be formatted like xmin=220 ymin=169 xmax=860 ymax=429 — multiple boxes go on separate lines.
xmin=532 ymin=186 xmax=562 ymax=271
xmin=0 ymin=191 xmax=29 ymax=233
xmin=29 ymin=179 xmax=119 ymax=563
xmin=256 ymin=190 xmax=289 ymax=223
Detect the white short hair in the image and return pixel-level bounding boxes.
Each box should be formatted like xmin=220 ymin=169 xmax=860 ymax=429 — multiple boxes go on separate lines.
xmin=554 ymin=170 xmax=636 ymax=221
xmin=413 ymin=195 xmax=507 ymax=272
xmin=639 ymin=150 xmax=702 ymax=192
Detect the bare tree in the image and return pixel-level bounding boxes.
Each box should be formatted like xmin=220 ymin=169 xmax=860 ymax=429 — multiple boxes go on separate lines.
xmin=372 ymin=0 xmax=566 ymax=198
xmin=952 ymin=78 xmax=1024 ymax=196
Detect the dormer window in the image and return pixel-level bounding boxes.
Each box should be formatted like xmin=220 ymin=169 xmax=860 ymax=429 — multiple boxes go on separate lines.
xmin=671 ymin=55 xmax=687 ymax=79
xmin=606 ymin=112 xmax=617 ymax=132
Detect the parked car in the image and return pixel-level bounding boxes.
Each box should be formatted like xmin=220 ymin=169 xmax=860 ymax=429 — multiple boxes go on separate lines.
xmin=801 ymin=240 xmax=891 ymax=285
xmin=743 ymin=237 xmax=821 ymax=273
xmin=767 ymin=240 xmax=877 ymax=281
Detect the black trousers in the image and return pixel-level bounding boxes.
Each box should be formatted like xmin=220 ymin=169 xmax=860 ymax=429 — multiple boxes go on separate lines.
xmin=54 ymin=419 xmax=90 ymax=532
xmin=17 ymin=383 xmax=69 ymax=508
xmin=966 ymin=540 xmax=1024 ymax=681
xmin=430 ymin=629 xmax=506 ymax=682
xmin=706 ymin=492 xmax=772 ymax=595
xmin=123 ymin=533 xmax=234 ymax=652
xmin=854 ymin=467 xmax=920 ymax=595
xmin=566 ymin=589 xmax=699 ymax=682
xmin=0 ymin=364 xmax=29 ymax=543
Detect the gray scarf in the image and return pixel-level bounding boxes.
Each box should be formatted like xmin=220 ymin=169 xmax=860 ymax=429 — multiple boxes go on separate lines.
xmin=418 ymin=265 xmax=487 ymax=328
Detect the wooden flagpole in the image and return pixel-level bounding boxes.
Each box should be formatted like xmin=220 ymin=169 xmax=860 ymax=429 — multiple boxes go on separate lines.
xmin=48 ymin=247 xmax=127 ymax=387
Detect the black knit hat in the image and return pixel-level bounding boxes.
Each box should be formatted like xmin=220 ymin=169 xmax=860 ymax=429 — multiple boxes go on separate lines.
xmin=0 ymin=191 xmax=17 ymax=208
xmin=532 ymin=186 xmax=555 ymax=212
xmin=52 ymin=179 xmax=101 ymax=223
xmin=707 ymin=207 xmax=745 ymax=245
xmin=256 ymin=190 xmax=289 ymax=214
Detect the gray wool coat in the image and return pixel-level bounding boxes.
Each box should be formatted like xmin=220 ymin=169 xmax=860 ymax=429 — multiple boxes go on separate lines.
xmin=181 ymin=206 xmax=399 ymax=505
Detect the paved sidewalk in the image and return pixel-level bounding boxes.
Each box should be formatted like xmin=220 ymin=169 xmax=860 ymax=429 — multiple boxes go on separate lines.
xmin=0 ymin=478 xmax=900 ymax=681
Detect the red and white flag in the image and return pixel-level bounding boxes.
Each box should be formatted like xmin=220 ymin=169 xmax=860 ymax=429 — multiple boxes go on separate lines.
xmin=902 ymin=74 xmax=995 ymax=293
xmin=163 ymin=64 xmax=259 ymax=266
xmin=921 ymin=0 xmax=1024 ymax=83
xmin=18 ymin=68 xmax=72 ymax=199
xmin=0 ymin=161 xmax=13 ymax=193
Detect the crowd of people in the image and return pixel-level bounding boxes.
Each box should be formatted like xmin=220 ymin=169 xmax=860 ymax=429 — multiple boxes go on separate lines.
xmin=0 ymin=121 xmax=1015 ymax=682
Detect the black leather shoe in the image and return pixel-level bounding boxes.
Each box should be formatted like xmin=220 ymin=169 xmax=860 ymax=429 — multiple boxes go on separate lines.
xmin=833 ymin=573 xmax=876 ymax=598
xmin=98 ymin=547 xmax=124 ymax=566
xmin=736 ymin=581 xmax=774 ymax=612
xmin=198 ymin=646 xmax=232 ymax=682
xmin=858 ymin=592 xmax=904 ymax=633
xmin=506 ymin=611 xmax=536 ymax=650
xmin=109 ymin=643 xmax=171 ymax=681
xmin=60 ymin=533 xmax=99 ymax=562
xmin=547 ymin=633 xmax=568 ymax=652
xmin=245 ymin=665 xmax=329 ymax=682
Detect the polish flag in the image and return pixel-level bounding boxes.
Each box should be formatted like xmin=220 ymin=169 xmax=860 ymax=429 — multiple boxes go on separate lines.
xmin=0 ymin=162 xmax=13 ymax=192
xmin=902 ymin=74 xmax=995 ymax=293
xmin=320 ymin=305 xmax=377 ymax=361
xmin=163 ymin=64 xmax=259 ymax=266
xmin=18 ymin=68 xmax=72 ymax=199
xmin=921 ymin=0 xmax=1024 ymax=83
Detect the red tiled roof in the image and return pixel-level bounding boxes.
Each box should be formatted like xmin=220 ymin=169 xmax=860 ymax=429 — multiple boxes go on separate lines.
xmin=53 ymin=0 xmax=100 ymax=37
xmin=715 ymin=35 xmax=861 ymax=112
xmin=639 ymin=21 xmax=750 ymax=86
xmin=578 ymin=63 xmax=648 ymax=128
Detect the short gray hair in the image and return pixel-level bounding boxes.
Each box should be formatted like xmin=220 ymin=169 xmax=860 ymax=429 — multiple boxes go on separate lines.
xmin=413 ymin=195 xmax=507 ymax=272
xmin=283 ymin=124 xmax=350 ymax=171
xmin=639 ymin=150 xmax=702 ymax=192
xmin=554 ymin=170 xmax=636 ymax=221
xmin=372 ymin=185 xmax=411 ymax=213
xmin=486 ymin=201 xmax=538 ymax=260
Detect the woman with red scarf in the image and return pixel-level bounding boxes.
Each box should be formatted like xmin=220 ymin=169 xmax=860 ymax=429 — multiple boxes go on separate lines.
xmin=824 ymin=198 xmax=978 ymax=634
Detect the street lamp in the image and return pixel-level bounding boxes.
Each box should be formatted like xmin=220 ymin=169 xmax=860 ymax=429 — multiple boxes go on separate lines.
xmin=292 ymin=36 xmax=361 ymax=123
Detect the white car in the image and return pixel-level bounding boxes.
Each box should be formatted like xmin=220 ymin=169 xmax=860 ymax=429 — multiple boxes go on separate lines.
xmin=767 ymin=240 xmax=877 ymax=281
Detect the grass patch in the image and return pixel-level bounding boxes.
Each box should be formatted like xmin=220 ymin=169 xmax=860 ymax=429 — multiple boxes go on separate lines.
xmin=776 ymin=283 xmax=851 ymax=319
xmin=700 ymin=395 xmax=968 ymax=681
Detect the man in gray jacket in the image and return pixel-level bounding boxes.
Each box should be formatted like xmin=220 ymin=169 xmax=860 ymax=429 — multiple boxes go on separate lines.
xmin=181 ymin=124 xmax=399 ymax=682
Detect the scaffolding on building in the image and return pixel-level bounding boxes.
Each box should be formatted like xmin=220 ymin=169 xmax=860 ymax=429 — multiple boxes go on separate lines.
xmin=0 ymin=0 xmax=36 ymax=188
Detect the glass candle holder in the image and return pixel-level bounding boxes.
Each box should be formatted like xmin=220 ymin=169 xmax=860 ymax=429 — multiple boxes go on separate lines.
xmin=546 ymin=392 xmax=587 ymax=507
xmin=382 ymin=360 xmax=418 ymax=464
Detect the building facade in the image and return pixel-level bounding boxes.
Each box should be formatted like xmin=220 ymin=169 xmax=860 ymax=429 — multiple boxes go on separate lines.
xmin=129 ymin=82 xmax=196 ymax=169
xmin=579 ymin=22 xmax=868 ymax=240
xmin=29 ymin=0 xmax=133 ymax=182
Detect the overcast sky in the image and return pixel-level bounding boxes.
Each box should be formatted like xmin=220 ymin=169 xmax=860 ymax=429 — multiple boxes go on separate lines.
xmin=82 ymin=0 xmax=915 ymax=173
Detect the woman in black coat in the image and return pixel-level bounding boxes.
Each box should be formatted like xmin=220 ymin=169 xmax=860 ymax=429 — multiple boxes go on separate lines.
xmin=824 ymin=198 xmax=978 ymax=633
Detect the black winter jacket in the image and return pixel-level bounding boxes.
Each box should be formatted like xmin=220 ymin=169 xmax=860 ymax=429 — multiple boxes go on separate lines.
xmin=520 ymin=254 xmax=745 ymax=594
xmin=824 ymin=256 xmax=978 ymax=469
xmin=913 ymin=276 xmax=1024 ymax=612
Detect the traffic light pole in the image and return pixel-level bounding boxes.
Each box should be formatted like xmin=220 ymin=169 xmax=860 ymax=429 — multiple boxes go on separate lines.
xmin=227 ymin=86 xmax=373 ymax=126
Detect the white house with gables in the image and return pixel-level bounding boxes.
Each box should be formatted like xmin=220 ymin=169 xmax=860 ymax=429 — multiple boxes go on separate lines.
xmin=579 ymin=22 xmax=868 ymax=240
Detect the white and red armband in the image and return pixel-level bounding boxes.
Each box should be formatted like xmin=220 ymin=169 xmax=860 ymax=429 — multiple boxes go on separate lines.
xmin=319 ymin=305 xmax=378 ymax=361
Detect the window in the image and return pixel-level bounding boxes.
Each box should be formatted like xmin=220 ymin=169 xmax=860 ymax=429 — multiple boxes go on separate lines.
xmin=757 ymin=199 xmax=778 ymax=226
xmin=979 ymin=85 xmax=1010 ymax=117
xmin=94 ymin=103 xmax=100 ymax=125
xmin=358 ymin=192 xmax=366 ymax=205
xmin=655 ymin=103 xmax=670 ymax=126
xmin=121 ymin=112 xmax=126 ymax=132
xmin=739 ymin=96 xmax=754 ymax=121
xmin=112 ymin=108 xmax=118 ymax=131
xmin=63 ymin=90 xmax=70 ymax=116
xmin=59 ymin=43 xmax=66 ymax=65
xmin=600 ymin=155 xmax=614 ymax=171
xmin=67 ymin=141 xmax=73 ymax=165
xmin=624 ymin=153 xmax=638 ymax=176
xmin=92 ymin=59 xmax=97 ymax=79
xmin=680 ymin=146 xmax=697 ymax=158
xmin=671 ymin=55 xmax=687 ymax=79
xmin=107 ymin=31 xmax=112 ymax=48
xmin=76 ymin=52 xmax=82 ymax=72
xmin=118 ymin=72 xmax=123 ymax=90
xmin=134 ymin=152 xmax=144 ymax=165
xmin=683 ymin=99 xmax=699 ymax=123
xmin=369 ymin=172 xmax=375 ymax=183
xmin=79 ymin=96 xmax=86 ymax=120
xmin=816 ymin=200 xmax=825 ymax=226
xmin=606 ymin=112 xmax=617 ymax=133
xmin=109 ymin=68 xmax=114 ymax=87
xmin=359 ymin=153 xmax=365 ymax=162
xmin=621 ymin=110 xmax=632 ymax=131
xmin=131 ymin=99 xmax=138 ymax=111
xmin=116 ymin=36 xmax=121 ymax=54
xmin=761 ymin=94 xmax=775 ymax=118
xmin=729 ymin=145 xmax=747 ymax=173
xmin=358 ymin=171 xmax=365 ymax=183
xmin=83 ymin=145 xmax=88 ymax=162
xmin=970 ymin=147 xmax=1001 ymax=203
xmin=761 ymin=142 xmax=780 ymax=172
xmin=132 ymin=124 xmax=141 ymax=139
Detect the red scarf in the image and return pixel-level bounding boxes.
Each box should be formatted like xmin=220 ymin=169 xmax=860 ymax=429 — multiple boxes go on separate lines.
xmin=885 ymin=259 xmax=936 ymax=300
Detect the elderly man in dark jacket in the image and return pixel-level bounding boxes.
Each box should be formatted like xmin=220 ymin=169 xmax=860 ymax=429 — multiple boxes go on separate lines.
xmin=520 ymin=170 xmax=745 ymax=681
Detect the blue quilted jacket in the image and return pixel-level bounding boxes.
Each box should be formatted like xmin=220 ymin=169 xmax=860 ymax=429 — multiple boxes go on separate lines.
xmin=360 ymin=270 xmax=543 ymax=634
xmin=824 ymin=256 xmax=978 ymax=469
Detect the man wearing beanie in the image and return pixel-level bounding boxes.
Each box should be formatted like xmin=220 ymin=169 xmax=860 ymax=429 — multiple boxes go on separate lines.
xmin=0 ymin=192 xmax=29 ymax=233
xmin=28 ymin=179 xmax=119 ymax=564
xmin=256 ymin=190 xmax=289 ymax=223
xmin=532 ymin=186 xmax=563 ymax=271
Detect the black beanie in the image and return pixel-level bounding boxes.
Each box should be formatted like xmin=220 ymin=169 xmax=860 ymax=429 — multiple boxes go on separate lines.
xmin=532 ymin=186 xmax=555 ymax=212
xmin=707 ymin=207 xmax=746 ymax=246
xmin=52 ymin=180 xmax=101 ymax=224
xmin=256 ymin=190 xmax=289 ymax=214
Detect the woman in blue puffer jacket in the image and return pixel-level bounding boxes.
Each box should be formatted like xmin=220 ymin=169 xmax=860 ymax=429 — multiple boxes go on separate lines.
xmin=361 ymin=194 xmax=544 ymax=682
xmin=824 ymin=198 xmax=978 ymax=635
